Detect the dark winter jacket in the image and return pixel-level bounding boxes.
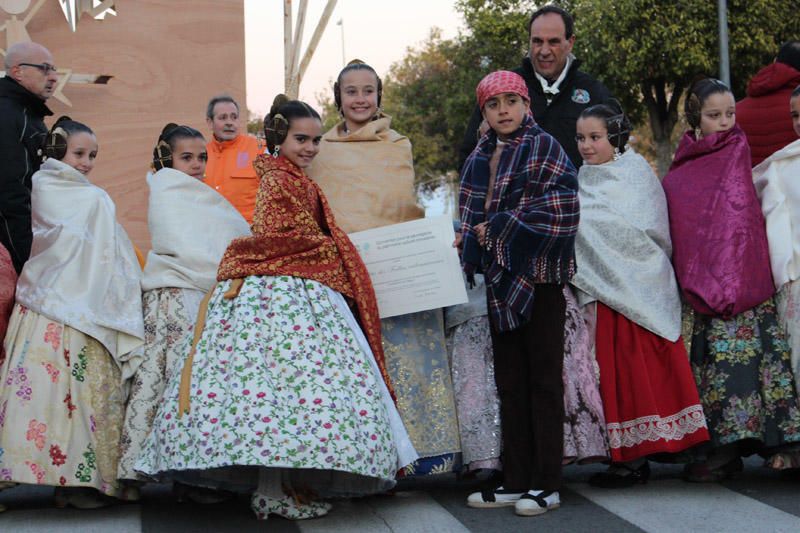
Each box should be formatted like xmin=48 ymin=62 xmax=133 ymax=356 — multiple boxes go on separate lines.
xmin=0 ymin=76 xmax=52 ymax=273
xmin=459 ymin=56 xmax=611 ymax=170
xmin=737 ymin=62 xmax=800 ymax=166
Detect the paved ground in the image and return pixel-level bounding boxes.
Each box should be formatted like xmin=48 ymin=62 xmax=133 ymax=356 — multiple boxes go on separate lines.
xmin=2 ymin=457 xmax=800 ymax=532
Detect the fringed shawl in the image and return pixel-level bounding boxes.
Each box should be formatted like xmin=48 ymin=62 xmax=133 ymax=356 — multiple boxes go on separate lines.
xmin=459 ymin=113 xmax=579 ymax=331
xmin=662 ymin=125 xmax=774 ymax=318
xmin=217 ymin=155 xmax=393 ymax=397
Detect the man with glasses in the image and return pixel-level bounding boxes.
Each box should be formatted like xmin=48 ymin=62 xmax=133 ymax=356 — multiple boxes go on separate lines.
xmin=0 ymin=41 xmax=56 ymax=273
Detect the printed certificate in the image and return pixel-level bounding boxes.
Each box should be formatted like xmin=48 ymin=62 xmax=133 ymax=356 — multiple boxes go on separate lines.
xmin=349 ymin=216 xmax=469 ymax=318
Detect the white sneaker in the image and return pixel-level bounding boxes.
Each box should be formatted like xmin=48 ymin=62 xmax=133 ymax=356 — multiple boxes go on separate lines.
xmin=466 ymin=486 xmax=525 ymax=508
xmin=514 ymin=490 xmax=560 ymax=516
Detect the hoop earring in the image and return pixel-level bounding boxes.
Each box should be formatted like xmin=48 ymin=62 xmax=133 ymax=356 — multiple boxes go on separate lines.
xmin=272 ymin=145 xmax=280 ymax=158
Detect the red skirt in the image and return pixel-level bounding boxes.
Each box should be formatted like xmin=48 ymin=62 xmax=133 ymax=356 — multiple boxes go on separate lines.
xmin=596 ymin=303 xmax=709 ymax=462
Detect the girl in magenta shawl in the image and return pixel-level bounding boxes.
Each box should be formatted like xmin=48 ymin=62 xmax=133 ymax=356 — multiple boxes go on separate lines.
xmin=663 ymin=78 xmax=800 ymax=482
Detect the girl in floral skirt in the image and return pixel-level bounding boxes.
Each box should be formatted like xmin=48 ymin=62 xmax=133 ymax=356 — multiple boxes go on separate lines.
xmin=0 ymin=116 xmax=145 ymax=509
xmin=135 ymin=95 xmax=417 ymax=520
xmin=663 ymin=78 xmax=800 ymax=481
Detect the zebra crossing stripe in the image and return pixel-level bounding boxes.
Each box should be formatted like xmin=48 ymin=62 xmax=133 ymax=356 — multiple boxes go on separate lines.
xmin=569 ymin=479 xmax=800 ymax=533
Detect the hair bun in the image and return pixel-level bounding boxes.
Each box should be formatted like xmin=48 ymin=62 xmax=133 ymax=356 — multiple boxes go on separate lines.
xmin=160 ymin=123 xmax=179 ymax=137
xmin=346 ymin=58 xmax=366 ymax=66
xmin=605 ymin=98 xmax=624 ymax=116
xmin=54 ymin=115 xmax=72 ymax=126
xmin=269 ymin=94 xmax=289 ymax=118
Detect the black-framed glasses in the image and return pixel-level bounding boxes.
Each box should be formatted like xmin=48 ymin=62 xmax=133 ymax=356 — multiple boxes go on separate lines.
xmin=18 ymin=62 xmax=58 ymax=74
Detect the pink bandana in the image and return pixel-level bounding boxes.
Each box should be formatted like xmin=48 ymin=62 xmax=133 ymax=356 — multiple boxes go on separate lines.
xmin=476 ymin=70 xmax=529 ymax=110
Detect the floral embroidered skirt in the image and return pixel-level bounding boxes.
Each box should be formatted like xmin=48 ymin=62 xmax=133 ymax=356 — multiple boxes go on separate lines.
xmin=135 ymin=276 xmax=417 ymax=496
xmin=776 ymin=281 xmax=800 ymax=396
xmin=446 ymin=315 xmax=501 ymax=471
xmin=596 ymin=302 xmax=709 ymax=463
xmin=382 ymin=311 xmax=461 ymax=476
xmin=690 ymin=297 xmax=800 ymax=454
xmin=562 ymin=288 xmax=609 ymax=464
xmin=118 ymin=287 xmax=203 ymax=480
xmin=0 ymin=305 xmax=125 ymax=496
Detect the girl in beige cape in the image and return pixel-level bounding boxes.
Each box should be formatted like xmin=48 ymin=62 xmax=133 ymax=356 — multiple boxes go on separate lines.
xmin=308 ymin=61 xmax=461 ymax=475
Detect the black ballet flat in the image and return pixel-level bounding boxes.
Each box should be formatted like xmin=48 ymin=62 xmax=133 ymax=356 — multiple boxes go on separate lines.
xmin=588 ymin=461 xmax=650 ymax=488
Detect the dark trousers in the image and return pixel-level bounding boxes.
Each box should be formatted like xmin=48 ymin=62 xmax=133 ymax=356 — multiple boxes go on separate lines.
xmin=490 ymin=283 xmax=565 ymax=491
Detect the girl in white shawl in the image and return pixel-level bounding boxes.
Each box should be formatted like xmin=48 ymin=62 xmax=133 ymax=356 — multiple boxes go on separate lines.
xmin=572 ymin=103 xmax=708 ymax=488
xmin=753 ymin=85 xmax=800 ymax=398
xmin=118 ymin=125 xmax=250 ymax=487
xmin=0 ymin=117 xmax=144 ymax=508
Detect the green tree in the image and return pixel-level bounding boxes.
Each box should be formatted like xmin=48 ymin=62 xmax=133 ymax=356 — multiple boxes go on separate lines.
xmin=566 ymin=0 xmax=800 ymax=175
xmin=246 ymin=109 xmax=263 ymax=137
xmin=383 ymin=1 xmax=536 ymax=187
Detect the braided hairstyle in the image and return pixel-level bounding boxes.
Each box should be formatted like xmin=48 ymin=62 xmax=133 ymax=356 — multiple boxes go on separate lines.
xmin=152 ymin=123 xmax=204 ymax=170
xmin=44 ymin=116 xmax=94 ymax=160
xmin=263 ymin=94 xmax=320 ymax=153
xmin=684 ymin=77 xmax=732 ymax=130
xmin=578 ymin=99 xmax=632 ymax=153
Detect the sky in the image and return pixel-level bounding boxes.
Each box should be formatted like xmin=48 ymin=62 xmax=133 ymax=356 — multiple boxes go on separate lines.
xmin=243 ymin=0 xmax=464 ymax=117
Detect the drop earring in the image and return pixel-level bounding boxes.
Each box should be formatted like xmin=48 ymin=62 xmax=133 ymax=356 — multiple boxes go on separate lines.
xmin=613 ymin=147 xmax=621 ymax=161
xmin=272 ymin=145 xmax=280 ymax=158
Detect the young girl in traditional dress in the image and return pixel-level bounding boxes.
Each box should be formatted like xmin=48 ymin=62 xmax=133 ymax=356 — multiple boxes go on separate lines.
xmin=663 ymin=78 xmax=800 ymax=481
xmin=308 ymin=60 xmax=461 ymax=476
xmin=118 ymin=125 xmax=250 ymax=488
xmin=572 ymin=102 xmax=709 ymax=488
xmin=753 ymin=85 xmax=800 ymax=399
xmin=136 ymin=96 xmax=416 ymax=520
xmin=0 ymin=116 xmax=145 ymax=508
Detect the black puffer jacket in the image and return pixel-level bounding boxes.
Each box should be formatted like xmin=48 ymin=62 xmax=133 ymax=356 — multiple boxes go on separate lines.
xmin=0 ymin=76 xmax=52 ymax=273
xmin=459 ymin=57 xmax=611 ymax=170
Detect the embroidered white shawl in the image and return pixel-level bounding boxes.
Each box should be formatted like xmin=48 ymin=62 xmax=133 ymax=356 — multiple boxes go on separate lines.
xmin=16 ymin=158 xmax=145 ymax=378
xmin=141 ymin=168 xmax=250 ymax=293
xmin=572 ymin=149 xmax=681 ymax=341
xmin=753 ymin=138 xmax=800 ymax=289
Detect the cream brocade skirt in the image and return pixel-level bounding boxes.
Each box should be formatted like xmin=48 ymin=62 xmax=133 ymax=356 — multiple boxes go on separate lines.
xmin=0 ymin=305 xmax=125 ymax=496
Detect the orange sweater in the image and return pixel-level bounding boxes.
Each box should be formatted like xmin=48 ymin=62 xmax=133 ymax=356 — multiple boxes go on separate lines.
xmin=205 ymin=134 xmax=263 ymax=224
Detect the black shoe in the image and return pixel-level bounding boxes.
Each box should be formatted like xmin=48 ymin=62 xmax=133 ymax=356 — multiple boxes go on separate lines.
xmin=588 ymin=461 xmax=650 ymax=488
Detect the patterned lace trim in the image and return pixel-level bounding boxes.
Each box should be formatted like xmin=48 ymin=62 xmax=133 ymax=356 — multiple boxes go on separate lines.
xmin=607 ymin=405 xmax=707 ymax=449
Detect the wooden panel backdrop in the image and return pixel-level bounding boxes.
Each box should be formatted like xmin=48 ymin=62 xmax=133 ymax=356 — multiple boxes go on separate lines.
xmin=2 ymin=0 xmax=247 ymax=249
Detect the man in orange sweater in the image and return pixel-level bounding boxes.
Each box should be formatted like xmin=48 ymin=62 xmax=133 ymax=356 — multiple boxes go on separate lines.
xmin=205 ymin=95 xmax=262 ymax=224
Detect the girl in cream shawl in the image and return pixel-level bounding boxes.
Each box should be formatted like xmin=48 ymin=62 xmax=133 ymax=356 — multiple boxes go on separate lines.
xmin=117 ymin=125 xmax=250 ymax=485
xmin=0 ymin=117 xmax=144 ymax=508
xmin=752 ymin=87 xmax=800 ymax=462
xmin=308 ymin=61 xmax=461 ymax=475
